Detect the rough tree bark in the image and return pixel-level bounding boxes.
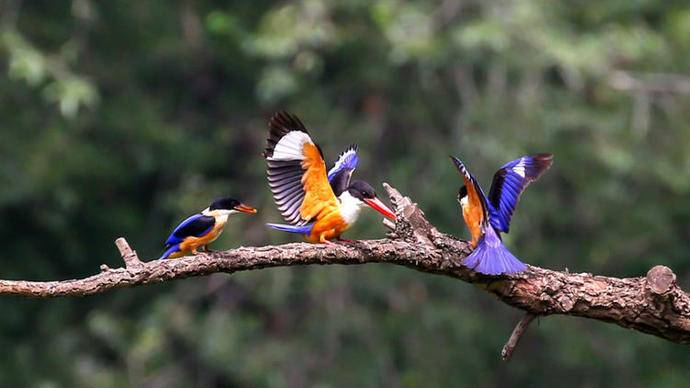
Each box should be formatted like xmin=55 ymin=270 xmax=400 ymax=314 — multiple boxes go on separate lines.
xmin=1 ymin=184 xmax=689 ymax=358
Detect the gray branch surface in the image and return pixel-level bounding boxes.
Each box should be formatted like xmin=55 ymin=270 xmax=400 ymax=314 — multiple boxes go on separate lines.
xmin=1 ymin=184 xmax=689 ymax=349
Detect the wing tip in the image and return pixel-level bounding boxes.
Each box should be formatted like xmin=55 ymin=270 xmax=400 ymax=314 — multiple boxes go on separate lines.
xmin=264 ymin=111 xmax=309 ymax=158
xmin=532 ymin=152 xmax=554 ymax=163
xmin=449 ymin=155 xmax=471 ymax=180
xmin=332 ymin=145 xmax=359 ymax=170
xmin=526 ymin=153 xmax=554 ymax=177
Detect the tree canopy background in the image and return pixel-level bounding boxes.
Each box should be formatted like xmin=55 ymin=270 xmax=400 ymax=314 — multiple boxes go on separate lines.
xmin=1 ymin=1 xmax=689 ymax=386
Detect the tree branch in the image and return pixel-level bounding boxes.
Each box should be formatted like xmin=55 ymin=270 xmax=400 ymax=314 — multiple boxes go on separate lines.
xmin=1 ymin=184 xmax=689 ymax=353
xmin=501 ymin=313 xmax=537 ymax=361
xmin=609 ymin=70 xmax=690 ymax=95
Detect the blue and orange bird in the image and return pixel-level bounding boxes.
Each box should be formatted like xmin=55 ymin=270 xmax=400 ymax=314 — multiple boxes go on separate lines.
xmin=263 ymin=111 xmax=396 ymax=244
xmin=160 ymin=197 xmax=257 ymax=259
xmin=450 ymin=154 xmax=553 ymax=275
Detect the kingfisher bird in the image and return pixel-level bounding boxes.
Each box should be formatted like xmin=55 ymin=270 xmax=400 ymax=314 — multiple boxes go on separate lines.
xmin=160 ymin=197 xmax=257 ymax=259
xmin=450 ymin=154 xmax=553 ymax=275
xmin=264 ymin=111 xmax=396 ymax=244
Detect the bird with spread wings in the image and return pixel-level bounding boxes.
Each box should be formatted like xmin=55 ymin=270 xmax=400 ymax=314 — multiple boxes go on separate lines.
xmin=451 ymin=154 xmax=553 ymax=275
xmin=264 ymin=111 xmax=396 ymax=244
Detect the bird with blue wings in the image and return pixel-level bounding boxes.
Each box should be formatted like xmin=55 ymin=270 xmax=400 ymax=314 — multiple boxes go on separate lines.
xmin=450 ymin=154 xmax=553 ymax=275
xmin=264 ymin=111 xmax=396 ymax=243
xmin=160 ymin=197 xmax=257 ymax=259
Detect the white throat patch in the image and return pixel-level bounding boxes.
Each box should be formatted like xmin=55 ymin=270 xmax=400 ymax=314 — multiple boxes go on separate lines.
xmin=460 ymin=196 xmax=469 ymax=208
xmin=338 ymin=191 xmax=364 ymax=225
xmin=202 ymin=208 xmax=238 ymax=223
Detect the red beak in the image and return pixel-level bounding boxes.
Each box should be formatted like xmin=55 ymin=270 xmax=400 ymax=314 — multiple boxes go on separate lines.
xmin=363 ymin=197 xmax=397 ymax=220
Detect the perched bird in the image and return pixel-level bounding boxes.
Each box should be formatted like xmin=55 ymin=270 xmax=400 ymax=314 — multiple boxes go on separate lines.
xmin=450 ymin=154 xmax=553 ymax=275
xmin=264 ymin=111 xmax=396 ymax=244
xmin=160 ymin=197 xmax=257 ymax=259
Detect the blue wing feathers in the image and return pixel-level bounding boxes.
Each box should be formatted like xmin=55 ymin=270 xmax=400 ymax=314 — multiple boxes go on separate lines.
xmin=160 ymin=244 xmax=181 ymax=260
xmin=327 ymin=146 xmax=358 ymax=181
xmin=488 ymin=154 xmax=553 ymax=233
xmin=328 ymin=146 xmax=358 ymax=196
xmin=165 ymin=213 xmax=215 ymax=246
xmin=266 ymin=223 xmax=314 ymax=235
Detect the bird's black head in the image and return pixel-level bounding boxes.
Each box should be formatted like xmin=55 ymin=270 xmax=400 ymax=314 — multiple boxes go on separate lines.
xmin=347 ymin=180 xmax=377 ymax=200
xmin=209 ymin=197 xmax=257 ymax=214
xmin=210 ymin=197 xmax=241 ymax=210
xmin=457 ymin=186 xmax=468 ymax=202
xmin=346 ymin=180 xmax=396 ymax=220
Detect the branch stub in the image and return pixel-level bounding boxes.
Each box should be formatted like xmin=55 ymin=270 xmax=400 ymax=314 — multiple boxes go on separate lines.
xmin=115 ymin=237 xmax=143 ymax=269
xmin=646 ymin=265 xmax=676 ymax=295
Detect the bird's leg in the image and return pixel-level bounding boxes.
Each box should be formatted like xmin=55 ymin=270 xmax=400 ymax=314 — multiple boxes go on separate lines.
xmin=201 ymin=245 xmax=216 ymax=253
xmin=320 ymin=232 xmax=338 ymax=245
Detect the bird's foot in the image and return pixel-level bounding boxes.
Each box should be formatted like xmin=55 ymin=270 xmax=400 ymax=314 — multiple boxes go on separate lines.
xmin=336 ymin=238 xmax=356 ymax=244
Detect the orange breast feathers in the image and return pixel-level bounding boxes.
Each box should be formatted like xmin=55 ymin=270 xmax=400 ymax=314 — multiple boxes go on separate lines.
xmin=306 ymin=210 xmax=349 ymax=243
xmin=462 ymin=178 xmax=486 ymax=248
xmin=298 ymin=143 xmax=348 ymax=243
xmin=299 ymin=143 xmax=340 ymax=221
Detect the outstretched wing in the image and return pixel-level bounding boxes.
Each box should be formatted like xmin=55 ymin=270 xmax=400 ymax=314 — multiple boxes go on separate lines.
xmin=450 ymin=156 xmax=490 ymax=245
xmin=488 ymin=153 xmax=553 ymax=233
xmin=265 ymin=111 xmax=339 ymax=226
xmin=327 ymin=145 xmax=358 ymax=196
xmin=165 ymin=213 xmax=216 ymax=246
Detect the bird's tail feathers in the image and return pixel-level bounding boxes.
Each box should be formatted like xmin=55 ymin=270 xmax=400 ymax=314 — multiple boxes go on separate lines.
xmin=266 ymin=223 xmax=314 ymax=234
xmin=463 ymin=228 xmax=527 ymax=275
xmin=160 ymin=244 xmax=181 ymax=260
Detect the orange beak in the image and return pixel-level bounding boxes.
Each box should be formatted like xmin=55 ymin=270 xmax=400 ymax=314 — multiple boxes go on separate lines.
xmin=363 ymin=197 xmax=396 ymax=220
xmin=234 ymin=203 xmax=257 ymax=214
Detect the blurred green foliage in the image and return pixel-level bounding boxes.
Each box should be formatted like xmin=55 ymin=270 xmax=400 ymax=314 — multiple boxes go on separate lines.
xmin=0 ymin=0 xmax=689 ymax=386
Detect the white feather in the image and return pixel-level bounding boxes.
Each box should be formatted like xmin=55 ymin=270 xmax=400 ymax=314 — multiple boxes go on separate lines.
xmin=270 ymin=131 xmax=313 ymax=161
xmin=513 ymin=158 xmax=527 ymax=178
xmin=338 ymin=191 xmax=364 ymax=225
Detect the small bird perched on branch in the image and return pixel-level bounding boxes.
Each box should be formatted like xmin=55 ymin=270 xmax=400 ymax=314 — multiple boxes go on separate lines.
xmin=450 ymin=154 xmax=553 ymax=275
xmin=264 ymin=111 xmax=396 ymax=244
xmin=160 ymin=197 xmax=257 ymax=259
